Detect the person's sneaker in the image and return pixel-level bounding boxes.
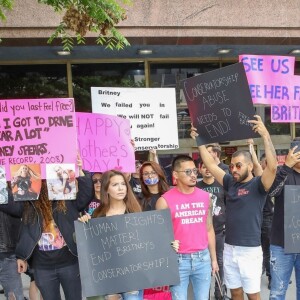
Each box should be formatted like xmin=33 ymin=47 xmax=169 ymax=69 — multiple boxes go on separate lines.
xmin=0 ymin=289 xmax=4 ymax=294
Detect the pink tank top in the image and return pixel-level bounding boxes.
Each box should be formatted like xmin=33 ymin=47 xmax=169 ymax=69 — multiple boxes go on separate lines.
xmin=163 ymin=187 xmax=210 ymax=253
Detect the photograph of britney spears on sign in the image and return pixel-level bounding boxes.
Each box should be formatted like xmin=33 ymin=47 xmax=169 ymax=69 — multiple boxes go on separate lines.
xmin=0 ymin=166 xmax=8 ymax=204
xmin=10 ymin=164 xmax=41 ymax=201
xmin=46 ymin=164 xmax=76 ymax=200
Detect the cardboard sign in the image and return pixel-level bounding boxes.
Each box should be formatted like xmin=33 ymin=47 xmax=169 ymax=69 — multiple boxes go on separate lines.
xmin=181 ymin=63 xmax=258 ymax=145
xmin=91 ymin=87 xmax=179 ymax=151
xmin=75 ymin=209 xmax=180 ymax=297
xmin=239 ymin=55 xmax=296 ymax=105
xmin=0 ymin=98 xmax=77 ymax=179
xmin=76 ymin=112 xmax=135 ymax=173
xmin=284 ymin=185 xmax=300 ymax=253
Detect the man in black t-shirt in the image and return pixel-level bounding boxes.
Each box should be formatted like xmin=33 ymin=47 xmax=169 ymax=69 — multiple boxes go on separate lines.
xmin=192 ymin=115 xmax=277 ymax=300
xmin=197 ymin=163 xmax=226 ymax=300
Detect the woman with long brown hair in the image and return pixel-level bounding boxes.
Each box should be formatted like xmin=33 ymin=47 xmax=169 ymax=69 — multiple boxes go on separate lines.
xmin=2 ymin=156 xmax=93 ymax=300
xmin=138 ymin=161 xmax=174 ymax=300
xmin=139 ymin=161 xmax=169 ymax=211
xmin=79 ymin=169 xmax=143 ymax=300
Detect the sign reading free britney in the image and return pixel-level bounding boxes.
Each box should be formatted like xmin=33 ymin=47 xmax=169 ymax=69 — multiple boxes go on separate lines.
xmin=0 ymin=98 xmax=77 ymax=179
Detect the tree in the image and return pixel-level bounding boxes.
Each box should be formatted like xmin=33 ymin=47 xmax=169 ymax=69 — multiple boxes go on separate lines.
xmin=0 ymin=0 xmax=131 ymax=50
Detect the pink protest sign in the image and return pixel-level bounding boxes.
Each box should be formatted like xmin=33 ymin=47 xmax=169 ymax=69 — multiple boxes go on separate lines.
xmin=271 ymin=103 xmax=300 ymax=123
xmin=271 ymin=75 xmax=300 ymax=122
xmin=0 ymin=98 xmax=77 ymax=179
xmin=76 ymin=112 xmax=135 ymax=173
xmin=239 ymin=55 xmax=295 ymax=105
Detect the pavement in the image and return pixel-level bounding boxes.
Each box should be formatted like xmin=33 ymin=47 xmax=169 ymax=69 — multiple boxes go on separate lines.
xmin=0 ymin=271 xmax=296 ymax=299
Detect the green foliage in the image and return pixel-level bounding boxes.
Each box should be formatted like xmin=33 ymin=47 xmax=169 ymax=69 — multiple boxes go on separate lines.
xmin=0 ymin=0 xmax=13 ymax=41
xmin=0 ymin=0 xmax=13 ymax=21
xmin=0 ymin=0 xmax=132 ymax=50
xmin=39 ymin=0 xmax=131 ymax=50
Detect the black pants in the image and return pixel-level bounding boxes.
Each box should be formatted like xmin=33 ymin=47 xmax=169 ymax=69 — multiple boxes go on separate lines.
xmin=214 ymin=230 xmax=225 ymax=297
xmin=261 ymin=216 xmax=273 ymax=278
xmin=34 ymin=262 xmax=82 ymax=300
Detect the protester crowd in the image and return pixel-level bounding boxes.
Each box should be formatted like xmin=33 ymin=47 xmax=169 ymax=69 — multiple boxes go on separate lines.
xmin=0 ymin=113 xmax=300 ymax=300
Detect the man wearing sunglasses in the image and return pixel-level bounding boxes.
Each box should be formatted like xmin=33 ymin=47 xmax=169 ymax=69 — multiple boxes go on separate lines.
xmin=192 ymin=115 xmax=277 ymax=300
xmin=156 ymin=154 xmax=219 ymax=300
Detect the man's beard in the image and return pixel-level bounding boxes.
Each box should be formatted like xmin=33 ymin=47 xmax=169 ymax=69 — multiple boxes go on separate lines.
xmin=233 ymin=169 xmax=249 ymax=182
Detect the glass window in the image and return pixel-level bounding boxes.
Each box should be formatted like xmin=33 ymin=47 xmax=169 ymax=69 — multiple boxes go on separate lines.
xmin=71 ymin=63 xmax=145 ymax=112
xmin=0 ymin=64 xmax=68 ymax=99
xmin=150 ymin=62 xmax=224 ymax=139
xmin=265 ymin=106 xmax=290 ymax=135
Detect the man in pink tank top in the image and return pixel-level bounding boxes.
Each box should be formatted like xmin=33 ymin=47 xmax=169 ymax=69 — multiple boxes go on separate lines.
xmin=156 ymin=155 xmax=218 ymax=300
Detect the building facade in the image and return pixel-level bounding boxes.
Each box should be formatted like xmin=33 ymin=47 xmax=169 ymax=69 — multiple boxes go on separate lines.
xmin=1 ymin=0 xmax=300 ymax=165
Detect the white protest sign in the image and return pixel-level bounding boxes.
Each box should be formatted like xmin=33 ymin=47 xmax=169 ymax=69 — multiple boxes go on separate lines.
xmin=91 ymin=87 xmax=179 ymax=151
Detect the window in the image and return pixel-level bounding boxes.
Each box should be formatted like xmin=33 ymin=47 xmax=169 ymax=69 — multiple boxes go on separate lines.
xmin=71 ymin=63 xmax=145 ymax=112
xmin=0 ymin=64 xmax=68 ymax=99
xmin=150 ymin=62 xmax=223 ymax=139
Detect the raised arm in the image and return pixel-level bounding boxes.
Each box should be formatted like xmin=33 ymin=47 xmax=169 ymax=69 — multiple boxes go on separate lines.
xmin=248 ymin=115 xmax=277 ymax=191
xmin=190 ymin=126 xmax=225 ymax=186
xmin=269 ymin=147 xmax=300 ymax=197
xmin=149 ymin=149 xmax=159 ymax=164
xmin=247 ymin=139 xmax=263 ymax=176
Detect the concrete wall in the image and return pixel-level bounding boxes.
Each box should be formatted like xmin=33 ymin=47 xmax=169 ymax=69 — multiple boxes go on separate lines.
xmin=1 ymin=0 xmax=299 ymax=39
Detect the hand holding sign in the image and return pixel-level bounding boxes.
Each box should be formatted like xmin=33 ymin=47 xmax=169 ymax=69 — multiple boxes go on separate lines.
xmin=247 ymin=115 xmax=268 ymax=138
xmin=190 ymin=124 xmax=198 ymax=141
xmin=284 ymin=147 xmax=300 ymax=169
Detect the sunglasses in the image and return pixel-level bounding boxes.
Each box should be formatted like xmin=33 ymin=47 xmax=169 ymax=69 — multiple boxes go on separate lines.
xmin=229 ymin=162 xmax=243 ymax=170
xmin=142 ymin=171 xmax=157 ymax=177
xmin=92 ymin=179 xmax=102 ymax=184
xmin=176 ymin=168 xmax=198 ymax=176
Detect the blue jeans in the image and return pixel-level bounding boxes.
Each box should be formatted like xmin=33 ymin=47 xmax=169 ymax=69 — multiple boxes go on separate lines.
xmin=0 ymin=254 xmax=24 ymax=300
xmin=121 ymin=290 xmax=143 ymax=300
xmin=270 ymin=244 xmax=300 ymax=299
xmin=34 ymin=262 xmax=82 ymax=300
xmin=88 ymin=290 xmax=143 ymax=300
xmin=170 ymin=248 xmax=211 ymax=300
